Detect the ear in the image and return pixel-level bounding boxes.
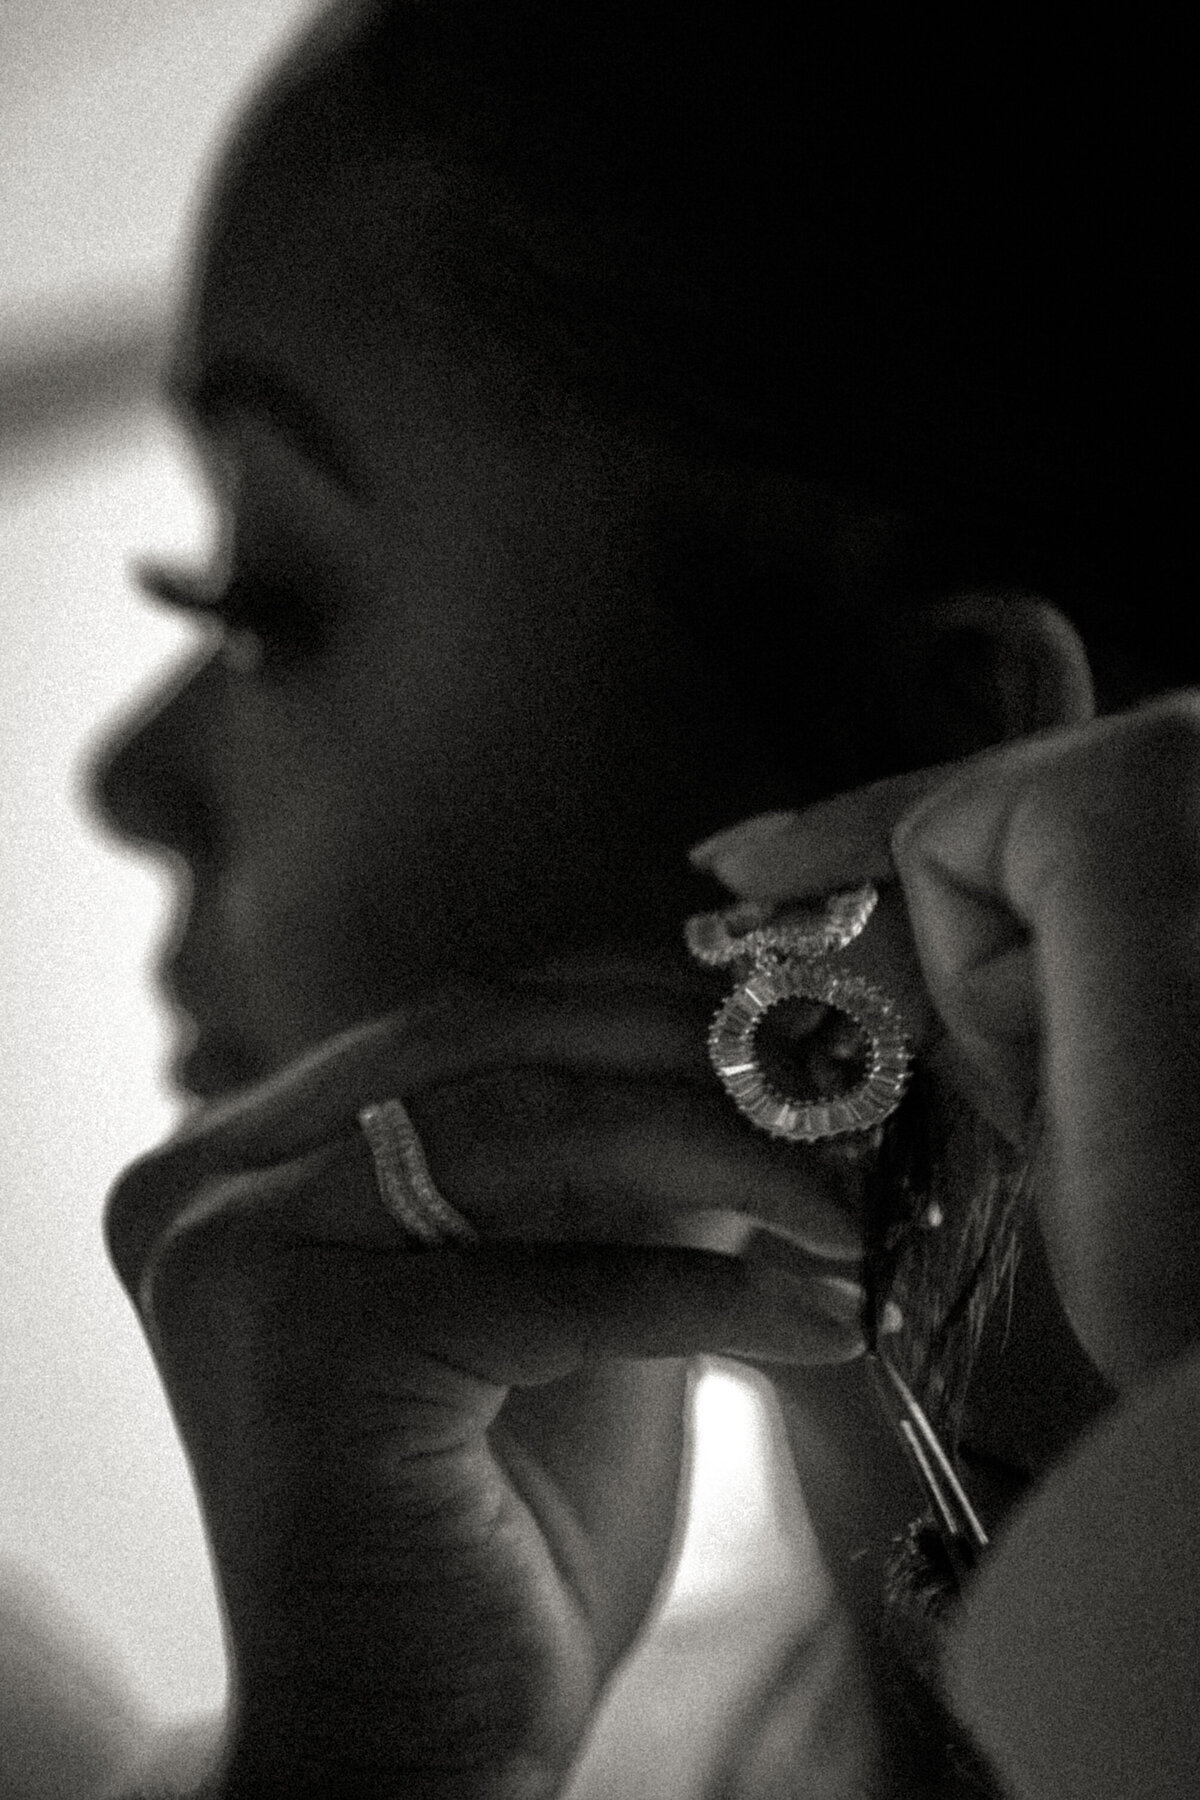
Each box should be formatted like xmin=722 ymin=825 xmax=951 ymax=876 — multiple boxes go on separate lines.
xmin=878 ymin=593 xmax=1095 ymax=770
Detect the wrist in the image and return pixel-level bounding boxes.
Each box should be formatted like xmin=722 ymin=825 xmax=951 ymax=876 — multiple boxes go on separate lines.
xmin=215 ymin=1639 xmax=570 ymax=1800
xmin=214 ymin=1744 xmax=563 ymax=1800
xmin=944 ymin=1346 xmax=1200 ymax=1798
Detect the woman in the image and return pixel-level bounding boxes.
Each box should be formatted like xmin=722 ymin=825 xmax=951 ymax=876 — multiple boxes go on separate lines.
xmin=82 ymin=2 xmax=1195 ymax=1795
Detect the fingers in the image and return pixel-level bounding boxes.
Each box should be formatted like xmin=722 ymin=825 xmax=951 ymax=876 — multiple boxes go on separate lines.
xmin=686 ymin=716 xmax=1105 ymax=908
xmin=687 ymin=759 xmax=1041 ymax=1128
xmin=379 ymin=1240 xmax=870 ymax=1376
xmin=692 ymin=698 xmax=1200 ymax=925
xmin=690 ymin=696 xmax=1200 ymax=1380
xmin=108 ymin=969 xmax=714 ymax=1283
xmin=897 ymin=701 xmax=1200 ymax=1379
xmin=112 ymin=1060 xmax=869 ymax=1321
xmin=687 ymin=705 xmax=1200 ymax=1078
xmin=887 ymin=700 xmax=1200 ymax=1034
xmin=403 ymin=1069 xmax=866 ymax=1255
xmin=170 ymin=968 xmax=713 ymax=1167
xmin=681 ymin=723 xmax=1080 ymax=1147
xmin=688 ymin=765 xmax=961 ymax=899
xmin=140 ymin=1156 xmax=872 ymax=1385
xmin=688 ymin=593 xmax=1094 ymax=903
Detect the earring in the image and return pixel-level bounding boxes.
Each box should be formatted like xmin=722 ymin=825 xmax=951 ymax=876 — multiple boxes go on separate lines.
xmin=685 ymin=885 xmax=912 ymax=1143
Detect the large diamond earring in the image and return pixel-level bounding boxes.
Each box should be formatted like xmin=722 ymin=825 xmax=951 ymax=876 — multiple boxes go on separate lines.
xmin=685 ymin=885 xmax=912 ymax=1143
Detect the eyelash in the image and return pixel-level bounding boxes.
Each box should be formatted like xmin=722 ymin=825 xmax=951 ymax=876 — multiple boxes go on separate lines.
xmin=135 ymin=563 xmax=322 ymax=670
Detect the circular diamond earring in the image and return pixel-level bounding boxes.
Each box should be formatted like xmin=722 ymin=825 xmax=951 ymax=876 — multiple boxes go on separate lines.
xmin=685 ymin=885 xmax=912 ymax=1143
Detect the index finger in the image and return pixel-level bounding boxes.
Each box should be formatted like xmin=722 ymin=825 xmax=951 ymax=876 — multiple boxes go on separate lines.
xmin=688 ymin=762 xmax=964 ymax=900
xmin=143 ymin=967 xmax=712 ymax=1182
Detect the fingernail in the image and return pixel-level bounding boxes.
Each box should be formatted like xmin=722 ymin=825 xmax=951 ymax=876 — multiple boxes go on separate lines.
xmin=879 ymin=1299 xmax=905 ymax=1336
xmin=688 ymin=811 xmax=801 ymax=870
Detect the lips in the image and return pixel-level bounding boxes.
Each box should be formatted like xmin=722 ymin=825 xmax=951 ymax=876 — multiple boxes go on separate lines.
xmin=170 ymin=1025 xmax=261 ymax=1099
xmin=159 ymin=941 xmax=265 ymax=1099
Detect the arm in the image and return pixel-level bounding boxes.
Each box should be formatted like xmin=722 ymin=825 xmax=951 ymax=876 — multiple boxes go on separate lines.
xmin=946 ymin=1343 xmax=1200 ymax=1800
xmin=104 ymin=965 xmax=869 ymax=1799
xmin=696 ymin=691 xmax=1200 ymax=1795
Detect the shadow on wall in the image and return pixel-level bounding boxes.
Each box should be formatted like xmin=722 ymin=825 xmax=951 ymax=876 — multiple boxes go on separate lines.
xmin=0 ymin=296 xmax=165 ymax=455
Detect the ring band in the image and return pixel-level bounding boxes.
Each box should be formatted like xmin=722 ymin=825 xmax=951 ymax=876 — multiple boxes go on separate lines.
xmin=358 ymin=1099 xmax=479 ymax=1247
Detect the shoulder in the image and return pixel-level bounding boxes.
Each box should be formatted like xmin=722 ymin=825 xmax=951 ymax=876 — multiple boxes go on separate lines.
xmin=704 ymin=1602 xmax=883 ymax=1799
xmin=945 ymin=1346 xmax=1200 ymax=1800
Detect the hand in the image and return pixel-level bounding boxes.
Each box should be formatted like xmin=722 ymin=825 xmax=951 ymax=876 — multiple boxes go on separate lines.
xmin=692 ymin=694 xmax=1200 ymax=1393
xmin=107 ymin=961 xmax=872 ymax=1798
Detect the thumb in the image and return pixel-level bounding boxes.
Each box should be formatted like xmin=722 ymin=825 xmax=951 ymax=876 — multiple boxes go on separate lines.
xmin=360 ymin=1237 xmax=871 ymax=1383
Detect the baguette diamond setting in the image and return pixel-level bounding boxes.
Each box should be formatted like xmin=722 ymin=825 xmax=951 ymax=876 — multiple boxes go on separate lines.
xmin=686 ymin=884 xmax=912 ymax=1142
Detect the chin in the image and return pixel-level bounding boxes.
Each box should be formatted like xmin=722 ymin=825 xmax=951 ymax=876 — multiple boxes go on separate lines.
xmin=170 ymin=1031 xmax=267 ymax=1103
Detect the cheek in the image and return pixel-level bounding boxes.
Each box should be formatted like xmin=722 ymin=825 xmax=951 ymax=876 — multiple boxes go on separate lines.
xmin=195 ymin=518 xmax=707 ymax=1057
xmin=220 ymin=732 xmax=481 ymax=997
xmin=211 ymin=755 xmax=400 ymax=1047
xmin=203 ymin=637 xmax=619 ymax=1049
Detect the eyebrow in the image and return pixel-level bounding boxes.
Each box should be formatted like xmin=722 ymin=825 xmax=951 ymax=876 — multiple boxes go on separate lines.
xmin=171 ymin=350 xmax=368 ymax=499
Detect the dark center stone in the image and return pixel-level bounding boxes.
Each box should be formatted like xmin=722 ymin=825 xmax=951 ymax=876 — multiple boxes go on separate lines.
xmin=755 ymin=996 xmax=871 ymax=1101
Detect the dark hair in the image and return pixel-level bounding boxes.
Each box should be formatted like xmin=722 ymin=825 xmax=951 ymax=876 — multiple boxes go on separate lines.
xmin=220 ymin=7 xmax=1175 ymax=1783
xmin=324 ymin=3 xmax=1168 ymax=1454
xmin=242 ymin=0 xmax=1164 ymax=1451
xmin=260 ymin=0 xmax=1151 ymax=1515
xmin=209 ymin=0 xmax=1185 ymax=733
xmin=290 ymin=0 xmax=1180 ymax=703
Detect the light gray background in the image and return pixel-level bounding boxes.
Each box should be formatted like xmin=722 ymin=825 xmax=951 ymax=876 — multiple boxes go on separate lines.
xmin=1 ymin=4 xmax=818 ymax=1778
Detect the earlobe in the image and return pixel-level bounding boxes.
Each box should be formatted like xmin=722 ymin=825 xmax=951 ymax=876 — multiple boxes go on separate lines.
xmin=893 ymin=594 xmax=1096 ymax=766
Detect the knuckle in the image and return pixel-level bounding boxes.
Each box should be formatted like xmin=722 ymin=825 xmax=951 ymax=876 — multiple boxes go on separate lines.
xmin=421 ymin=1063 xmax=581 ymax=1155
xmin=888 ymin=809 xmax=918 ymax=868
xmin=1101 ymin=695 xmax=1200 ymax=873
xmin=404 ymin=978 xmax=495 ymax=1042
xmin=143 ymin=1196 xmax=270 ymax=1322
xmin=412 ymin=1064 xmax=594 ymax=1215
xmin=103 ymin=1147 xmax=169 ymax=1297
xmin=410 ymin=1063 xmax=691 ymax=1239
xmin=1013 ymin=694 xmax=1200 ymax=898
xmin=888 ymin=779 xmax=954 ymax=870
xmin=105 ymin=1147 xmax=264 ymax=1318
xmin=1133 ymin=691 xmax=1200 ymax=783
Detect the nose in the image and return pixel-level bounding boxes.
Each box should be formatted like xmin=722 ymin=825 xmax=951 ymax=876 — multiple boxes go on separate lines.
xmin=88 ymin=652 xmax=217 ymax=860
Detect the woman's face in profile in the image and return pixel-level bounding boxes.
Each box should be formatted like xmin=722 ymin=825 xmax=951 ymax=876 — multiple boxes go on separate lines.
xmin=93 ymin=101 xmax=734 ymax=1099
